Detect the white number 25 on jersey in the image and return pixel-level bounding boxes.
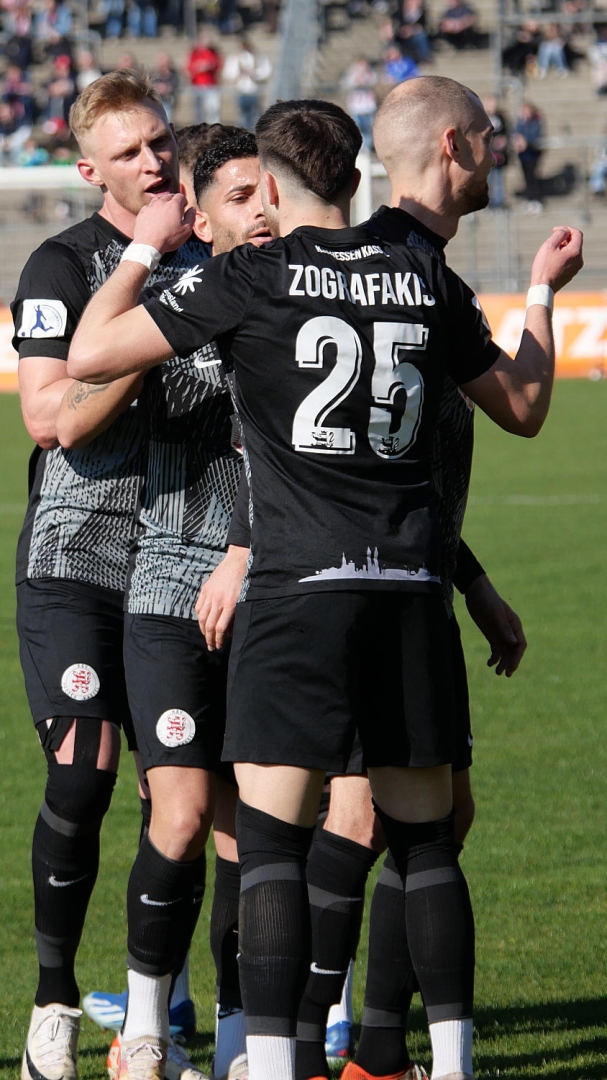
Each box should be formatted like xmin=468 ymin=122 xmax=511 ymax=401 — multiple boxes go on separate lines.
xmin=292 ymin=316 xmax=428 ymax=459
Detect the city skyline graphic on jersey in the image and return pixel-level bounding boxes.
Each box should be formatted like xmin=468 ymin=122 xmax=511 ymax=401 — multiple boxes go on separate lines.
xmin=299 ymin=547 xmax=440 ymax=584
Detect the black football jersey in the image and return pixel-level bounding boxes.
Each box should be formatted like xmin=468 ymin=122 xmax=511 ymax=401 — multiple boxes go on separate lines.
xmin=144 ymin=216 xmax=500 ymax=600
xmin=12 ymin=213 xmax=222 ymax=596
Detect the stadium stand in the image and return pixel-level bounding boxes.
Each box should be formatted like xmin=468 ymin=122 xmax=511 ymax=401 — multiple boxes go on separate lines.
xmin=1 ymin=0 xmax=607 ymax=300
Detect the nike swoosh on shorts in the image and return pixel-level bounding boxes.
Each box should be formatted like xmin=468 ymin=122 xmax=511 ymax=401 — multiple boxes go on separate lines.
xmin=140 ymin=894 xmax=182 ymax=907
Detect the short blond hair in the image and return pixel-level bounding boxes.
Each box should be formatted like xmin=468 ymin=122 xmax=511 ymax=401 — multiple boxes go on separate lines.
xmin=70 ymin=69 xmax=163 ymax=148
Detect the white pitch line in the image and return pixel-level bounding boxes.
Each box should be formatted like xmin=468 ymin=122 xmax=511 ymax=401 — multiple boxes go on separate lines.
xmin=468 ymin=494 xmax=604 ymax=507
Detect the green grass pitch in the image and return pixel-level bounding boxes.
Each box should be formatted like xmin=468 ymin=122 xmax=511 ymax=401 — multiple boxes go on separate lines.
xmin=0 ymin=381 xmax=606 ymax=1078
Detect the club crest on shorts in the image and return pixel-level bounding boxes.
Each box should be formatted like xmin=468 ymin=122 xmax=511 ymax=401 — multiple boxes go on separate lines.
xmin=61 ymin=663 xmax=100 ymax=701
xmin=156 ymin=709 xmax=196 ymax=748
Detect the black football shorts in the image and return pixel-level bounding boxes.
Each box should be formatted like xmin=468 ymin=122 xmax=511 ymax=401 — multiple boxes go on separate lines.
xmin=224 ymin=591 xmax=458 ymax=772
xmin=328 ymin=612 xmax=473 ymax=777
xmin=17 ymin=578 xmax=135 ymax=747
xmin=124 ymin=612 xmax=230 ymax=774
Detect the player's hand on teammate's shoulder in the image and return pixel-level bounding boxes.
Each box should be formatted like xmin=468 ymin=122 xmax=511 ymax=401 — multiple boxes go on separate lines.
xmin=195 ymin=544 xmax=249 ymax=652
xmin=530 ymin=225 xmax=584 ymax=294
xmin=133 ymin=192 xmax=196 ymax=256
xmin=464 ymin=573 xmax=527 ymax=678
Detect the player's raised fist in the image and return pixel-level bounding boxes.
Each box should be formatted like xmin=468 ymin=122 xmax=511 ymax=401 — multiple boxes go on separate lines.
xmin=134 ymin=192 xmax=196 ymax=255
xmin=529 ymin=225 xmax=584 ymax=293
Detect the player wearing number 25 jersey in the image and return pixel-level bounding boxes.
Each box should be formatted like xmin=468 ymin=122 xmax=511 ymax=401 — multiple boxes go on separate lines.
xmin=145 ymin=220 xmax=499 ymax=602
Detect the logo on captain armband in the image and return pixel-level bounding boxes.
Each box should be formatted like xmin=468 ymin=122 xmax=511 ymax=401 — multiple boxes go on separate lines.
xmin=156 ymin=709 xmax=196 ymax=748
xmin=61 ymin=663 xmax=100 ymax=701
xmin=18 ymin=299 xmax=68 ymax=339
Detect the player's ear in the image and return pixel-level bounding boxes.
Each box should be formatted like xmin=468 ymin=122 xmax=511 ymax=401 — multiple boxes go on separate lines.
xmin=178 ymin=176 xmax=195 ymax=210
xmin=77 ymin=156 xmax=104 ymax=188
xmin=262 ymin=170 xmax=279 ymax=208
xmin=193 ymin=207 xmax=213 ymax=245
xmin=443 ymin=126 xmax=460 ymax=163
xmin=351 ymin=168 xmax=361 ymax=198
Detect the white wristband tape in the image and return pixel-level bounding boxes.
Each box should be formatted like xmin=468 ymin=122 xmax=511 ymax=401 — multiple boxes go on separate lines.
xmin=121 ymin=242 xmax=162 ymax=272
xmin=526 ymin=284 xmax=554 ymax=313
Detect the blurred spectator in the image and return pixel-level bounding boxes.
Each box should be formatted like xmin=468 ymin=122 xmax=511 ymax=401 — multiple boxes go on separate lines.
xmin=237 ymin=0 xmax=260 ymax=31
xmin=116 ymin=51 xmax=139 ymax=68
xmin=152 ymin=52 xmax=179 ymax=119
xmin=17 ymin=135 xmax=49 ymax=166
xmin=395 ymin=0 xmax=431 ymax=62
xmin=588 ymin=23 xmax=607 ymax=94
xmin=513 ymin=101 xmax=544 ymax=212
xmin=34 ymin=0 xmax=72 ymax=43
xmin=76 ymin=49 xmax=102 ymax=91
xmin=341 ymin=56 xmax=377 ymax=151
xmin=219 ymin=0 xmax=239 ymax=33
xmin=223 ymin=36 xmax=271 ymax=130
xmin=3 ymin=63 xmax=34 ymax=124
xmin=483 ymin=93 xmax=508 ymax=208
xmin=555 ymin=0 xmax=591 ymax=37
xmin=438 ymin=0 xmax=479 ymax=50
xmin=502 ymin=19 xmax=540 ymax=75
xmin=0 ymin=0 xmax=24 ymax=38
xmin=159 ymin=0 xmax=182 ymax=34
xmin=589 ymin=130 xmax=607 ymax=194
xmin=104 ymin=0 xmax=125 ymax=39
xmin=42 ymin=28 xmax=75 ymax=65
xmin=536 ymin=24 xmax=569 ymax=78
xmin=186 ymin=31 xmax=222 ymax=124
xmin=42 ymin=53 xmax=77 ymax=131
xmin=381 ymin=43 xmax=420 ymax=84
xmin=51 ymin=141 xmax=78 ymax=164
xmin=127 ymin=0 xmax=158 ymax=38
xmin=262 ymin=0 xmax=279 ymax=32
xmin=3 ymin=11 xmax=34 ymax=71
xmin=0 ymin=99 xmax=31 ymax=162
xmin=378 ymin=13 xmax=397 ymax=44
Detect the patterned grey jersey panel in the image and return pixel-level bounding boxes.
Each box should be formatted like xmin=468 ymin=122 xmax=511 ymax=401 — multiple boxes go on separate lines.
xmin=126 ymin=340 xmax=242 ymax=620
xmin=28 ymin=410 xmax=144 ymax=593
xmin=17 ymin=222 xmax=210 ymax=594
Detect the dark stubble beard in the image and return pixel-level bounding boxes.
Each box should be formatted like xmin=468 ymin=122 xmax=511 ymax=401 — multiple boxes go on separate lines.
xmin=212 ymin=222 xmax=267 ymax=254
xmin=459 ymin=176 xmax=490 ymax=217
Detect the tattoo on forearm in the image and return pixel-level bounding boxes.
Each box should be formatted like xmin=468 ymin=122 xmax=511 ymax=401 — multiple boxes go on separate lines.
xmin=66 ymin=381 xmax=110 ymax=409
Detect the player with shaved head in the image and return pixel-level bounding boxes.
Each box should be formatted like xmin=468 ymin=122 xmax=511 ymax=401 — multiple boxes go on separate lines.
xmin=372 ymin=75 xmax=496 ymax=229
